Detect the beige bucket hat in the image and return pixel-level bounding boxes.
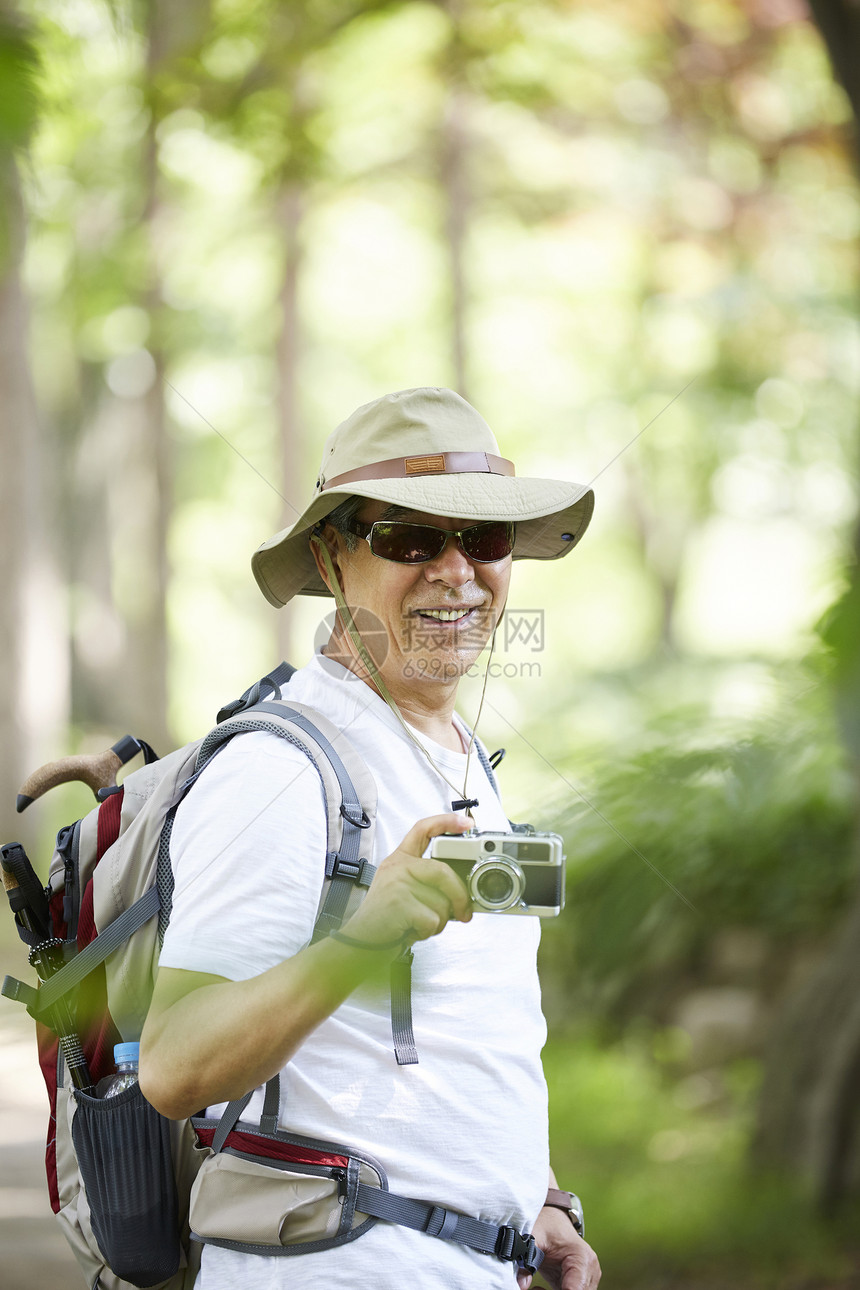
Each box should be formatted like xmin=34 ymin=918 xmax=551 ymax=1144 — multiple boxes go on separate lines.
xmin=252 ymin=386 xmax=594 ymax=606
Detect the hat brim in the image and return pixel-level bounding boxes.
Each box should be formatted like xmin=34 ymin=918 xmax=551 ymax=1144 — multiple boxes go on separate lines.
xmin=252 ymin=475 xmax=595 ymax=607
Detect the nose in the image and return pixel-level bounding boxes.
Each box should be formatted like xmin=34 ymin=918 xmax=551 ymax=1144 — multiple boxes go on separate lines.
xmin=422 ymin=533 xmax=475 ymax=587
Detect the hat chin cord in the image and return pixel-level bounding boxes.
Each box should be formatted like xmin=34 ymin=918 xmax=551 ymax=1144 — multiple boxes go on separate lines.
xmin=311 ymin=533 xmax=497 ymax=818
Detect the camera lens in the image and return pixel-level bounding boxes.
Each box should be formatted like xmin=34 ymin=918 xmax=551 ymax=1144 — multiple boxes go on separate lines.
xmin=475 ymin=867 xmax=513 ymax=904
xmin=468 ymin=858 xmax=526 ymax=911
xmin=483 ymin=840 xmax=496 ymax=852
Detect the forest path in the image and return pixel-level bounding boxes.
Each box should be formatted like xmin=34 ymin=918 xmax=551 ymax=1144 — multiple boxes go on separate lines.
xmin=0 ymin=1009 xmax=81 ymax=1290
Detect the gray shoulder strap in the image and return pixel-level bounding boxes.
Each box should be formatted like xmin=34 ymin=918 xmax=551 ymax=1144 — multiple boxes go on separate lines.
xmin=215 ymin=661 xmax=297 ymax=724
xmin=194 ymin=699 xmax=378 ymax=941
xmin=247 ymin=701 xmax=378 ymax=939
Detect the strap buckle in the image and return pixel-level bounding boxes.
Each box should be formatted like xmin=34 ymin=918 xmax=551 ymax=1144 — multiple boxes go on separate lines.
xmin=495 ymin=1226 xmax=542 ymax=1274
xmin=328 ymin=854 xmax=372 ymax=884
xmin=216 ymin=697 xmax=244 ymax=723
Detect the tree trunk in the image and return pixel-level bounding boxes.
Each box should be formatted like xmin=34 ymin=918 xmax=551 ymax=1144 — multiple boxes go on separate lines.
xmin=131 ymin=5 xmax=173 ymax=749
xmin=275 ymin=182 xmax=304 ymax=667
xmin=439 ymin=0 xmax=471 ymax=401
xmin=752 ymin=509 xmax=860 ymax=1217
xmin=102 ymin=0 xmax=209 ymax=747
xmin=807 ymin=0 xmax=860 ymax=126
xmin=70 ymin=0 xmax=210 ymax=751
xmin=68 ymin=17 xmax=173 ymax=753
xmin=0 ymin=154 xmax=68 ymax=845
xmin=753 ymin=523 xmax=860 ymax=1211
xmin=441 ymin=85 xmax=471 ymax=401
xmin=753 ymin=850 xmax=860 ymax=1212
xmin=752 ymin=0 xmax=860 ymax=1214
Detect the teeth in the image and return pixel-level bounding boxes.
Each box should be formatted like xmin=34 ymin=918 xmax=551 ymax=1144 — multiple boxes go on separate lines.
xmin=420 ymin=608 xmax=471 ymax=622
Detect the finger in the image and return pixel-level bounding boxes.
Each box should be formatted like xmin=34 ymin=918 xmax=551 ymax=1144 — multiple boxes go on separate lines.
xmin=562 ymin=1245 xmax=600 ymax=1290
xmin=368 ymin=878 xmax=463 ymax=944
xmin=579 ymin=1242 xmax=600 ymax=1288
xmin=410 ymin=879 xmax=454 ymax=924
xmin=405 ymin=856 xmax=472 ymax=922
xmin=399 ymin=897 xmax=448 ymax=943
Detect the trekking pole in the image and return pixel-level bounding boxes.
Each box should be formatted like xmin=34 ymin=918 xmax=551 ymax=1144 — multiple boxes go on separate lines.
xmin=0 ymin=842 xmax=51 ymax=943
xmin=27 ymin=937 xmax=96 ymax=1095
xmin=1 ymin=845 xmax=96 ymax=1095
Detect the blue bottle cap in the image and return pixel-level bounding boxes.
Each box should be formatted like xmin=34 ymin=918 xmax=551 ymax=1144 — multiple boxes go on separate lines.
xmin=113 ymin=1042 xmax=140 ymax=1065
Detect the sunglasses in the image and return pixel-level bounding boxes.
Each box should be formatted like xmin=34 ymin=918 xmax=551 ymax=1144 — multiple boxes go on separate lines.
xmin=340 ymin=517 xmax=516 ymax=565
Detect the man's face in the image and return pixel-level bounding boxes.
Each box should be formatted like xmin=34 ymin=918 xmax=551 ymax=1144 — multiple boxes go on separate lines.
xmin=324 ymin=501 xmax=512 ymax=691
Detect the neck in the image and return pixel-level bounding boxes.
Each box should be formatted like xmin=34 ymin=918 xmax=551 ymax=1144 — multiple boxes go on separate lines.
xmin=321 ymin=628 xmax=464 ymax=752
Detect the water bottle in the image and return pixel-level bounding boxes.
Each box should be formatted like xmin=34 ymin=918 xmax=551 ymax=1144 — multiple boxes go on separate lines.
xmin=104 ymin=1041 xmax=140 ymax=1097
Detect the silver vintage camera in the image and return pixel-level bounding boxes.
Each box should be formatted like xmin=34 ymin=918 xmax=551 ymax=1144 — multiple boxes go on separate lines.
xmin=430 ymin=831 xmax=565 ymax=916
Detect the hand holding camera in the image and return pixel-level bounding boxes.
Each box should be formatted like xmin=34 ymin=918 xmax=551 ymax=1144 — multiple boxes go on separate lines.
xmin=337 ymin=812 xmax=474 ymax=950
xmin=337 ymin=818 xmax=565 ymax=957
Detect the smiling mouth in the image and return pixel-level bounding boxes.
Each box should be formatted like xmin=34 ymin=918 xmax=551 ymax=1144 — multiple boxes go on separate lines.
xmin=414 ymin=607 xmax=480 ymax=625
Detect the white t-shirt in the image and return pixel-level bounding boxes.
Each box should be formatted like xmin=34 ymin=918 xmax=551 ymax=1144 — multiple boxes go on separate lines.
xmin=160 ymin=653 xmax=550 ymax=1289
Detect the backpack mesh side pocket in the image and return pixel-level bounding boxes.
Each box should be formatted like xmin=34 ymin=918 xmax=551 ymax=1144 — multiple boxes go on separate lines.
xmin=72 ymin=1083 xmax=180 ymax=1288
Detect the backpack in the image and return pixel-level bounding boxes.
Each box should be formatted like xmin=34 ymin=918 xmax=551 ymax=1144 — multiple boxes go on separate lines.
xmin=1 ymin=663 xmax=381 ymax=1289
xmin=2 ymin=663 xmax=544 ymax=1288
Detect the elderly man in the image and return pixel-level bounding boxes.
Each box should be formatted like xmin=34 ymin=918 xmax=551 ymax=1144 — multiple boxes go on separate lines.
xmin=140 ymin=388 xmax=600 ymax=1289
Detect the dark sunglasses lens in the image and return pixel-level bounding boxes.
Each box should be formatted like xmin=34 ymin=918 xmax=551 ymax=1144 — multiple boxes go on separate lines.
xmin=461 ymin=522 xmax=515 ymax=562
xmin=369 ymin=523 xmax=445 ymax=563
xmin=369 ymin=521 xmax=515 ymax=563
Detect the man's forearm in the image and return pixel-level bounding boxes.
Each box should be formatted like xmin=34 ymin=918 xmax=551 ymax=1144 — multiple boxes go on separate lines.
xmin=140 ymin=811 xmax=473 ymax=1120
xmin=139 ymin=935 xmax=384 ymax=1120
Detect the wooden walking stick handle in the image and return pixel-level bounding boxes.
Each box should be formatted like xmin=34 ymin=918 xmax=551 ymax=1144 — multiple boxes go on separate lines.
xmin=16 ymin=736 xmax=145 ymax=812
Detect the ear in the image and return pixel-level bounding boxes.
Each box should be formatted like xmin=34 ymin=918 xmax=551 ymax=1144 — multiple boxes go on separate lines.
xmin=310 ymin=525 xmax=346 ymax=595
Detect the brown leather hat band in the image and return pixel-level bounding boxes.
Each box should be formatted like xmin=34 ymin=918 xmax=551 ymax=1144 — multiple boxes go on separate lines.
xmin=320 ymin=451 xmax=516 ymax=493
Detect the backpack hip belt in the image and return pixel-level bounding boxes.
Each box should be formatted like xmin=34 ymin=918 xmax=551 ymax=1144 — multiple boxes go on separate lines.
xmin=189 ymin=1108 xmax=544 ymax=1275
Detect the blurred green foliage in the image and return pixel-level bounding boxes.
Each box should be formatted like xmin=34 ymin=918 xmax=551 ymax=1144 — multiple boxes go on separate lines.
xmin=0 ymin=13 xmax=39 ymax=147
xmin=15 ymin=0 xmax=860 ymax=714
xmin=0 ymin=10 xmax=39 ymax=267
xmin=537 ymin=658 xmax=855 ymax=1023
xmin=543 ymin=1029 xmax=859 ymax=1286
xmin=818 ymin=573 xmax=860 ymax=763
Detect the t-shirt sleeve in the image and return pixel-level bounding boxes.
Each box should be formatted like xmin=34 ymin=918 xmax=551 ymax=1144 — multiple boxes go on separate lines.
xmin=158 ymin=730 xmax=329 ymax=981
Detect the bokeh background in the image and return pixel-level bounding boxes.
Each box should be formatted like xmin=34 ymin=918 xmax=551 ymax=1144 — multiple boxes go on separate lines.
xmin=2 ymin=0 xmax=860 ymax=1286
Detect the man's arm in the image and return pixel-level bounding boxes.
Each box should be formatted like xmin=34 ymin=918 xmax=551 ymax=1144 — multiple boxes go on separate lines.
xmin=139 ymin=812 xmax=472 ymax=1120
xmin=516 ymin=1169 xmax=601 ymax=1290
